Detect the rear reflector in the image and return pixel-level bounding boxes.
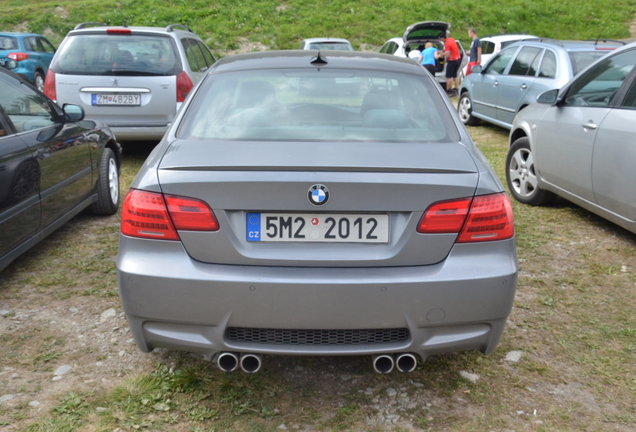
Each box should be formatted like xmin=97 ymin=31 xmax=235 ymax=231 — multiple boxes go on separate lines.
xmin=417 ymin=198 xmax=472 ymax=233
xmin=43 ymin=69 xmax=56 ymax=101
xmin=8 ymin=52 xmax=29 ymax=61
xmin=165 ymin=195 xmax=219 ymax=231
xmin=418 ymin=193 xmax=514 ymax=242
xmin=107 ymin=29 xmax=132 ymax=34
xmin=176 ymin=71 xmax=194 ymax=102
xmin=457 ymin=193 xmax=514 ymax=243
xmin=121 ymin=190 xmax=219 ymax=240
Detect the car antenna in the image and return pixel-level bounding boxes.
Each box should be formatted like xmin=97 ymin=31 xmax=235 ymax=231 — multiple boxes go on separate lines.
xmin=311 ymin=50 xmax=328 ymax=65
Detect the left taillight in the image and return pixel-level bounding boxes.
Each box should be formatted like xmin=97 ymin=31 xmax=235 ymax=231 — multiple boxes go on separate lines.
xmin=418 ymin=193 xmax=514 ymax=243
xmin=121 ymin=189 xmax=219 ymax=241
xmin=8 ymin=52 xmax=29 ymax=62
xmin=176 ymin=71 xmax=194 ymax=102
xmin=43 ymin=69 xmax=56 ymax=100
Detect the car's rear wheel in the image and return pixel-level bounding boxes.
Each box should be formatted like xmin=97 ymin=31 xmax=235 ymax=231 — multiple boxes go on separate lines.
xmin=91 ymin=148 xmax=119 ymax=215
xmin=457 ymin=92 xmax=479 ymax=126
xmin=34 ymin=71 xmax=45 ymax=92
xmin=506 ymin=137 xmax=555 ymax=206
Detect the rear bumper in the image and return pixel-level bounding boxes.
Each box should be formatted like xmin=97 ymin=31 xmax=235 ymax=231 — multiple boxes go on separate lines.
xmin=110 ymin=125 xmax=169 ymax=141
xmin=117 ymin=237 xmax=518 ymax=361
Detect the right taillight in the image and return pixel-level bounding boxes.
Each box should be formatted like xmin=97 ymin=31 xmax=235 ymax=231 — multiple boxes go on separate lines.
xmin=176 ymin=71 xmax=194 ymax=102
xmin=43 ymin=69 xmax=56 ymax=101
xmin=121 ymin=189 xmax=219 ymax=241
xmin=418 ymin=193 xmax=514 ymax=243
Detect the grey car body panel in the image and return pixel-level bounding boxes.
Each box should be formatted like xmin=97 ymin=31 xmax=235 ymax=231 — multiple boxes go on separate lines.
xmin=509 ymin=42 xmax=636 ymax=233
xmin=462 ymin=40 xmax=623 ymax=130
xmin=117 ymin=237 xmax=517 ymax=360
xmin=119 ymin=50 xmax=518 ymax=362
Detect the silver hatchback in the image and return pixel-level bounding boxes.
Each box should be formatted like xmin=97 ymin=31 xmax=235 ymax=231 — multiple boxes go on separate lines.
xmin=44 ymin=23 xmax=215 ymax=141
xmin=117 ymin=51 xmax=518 ymax=374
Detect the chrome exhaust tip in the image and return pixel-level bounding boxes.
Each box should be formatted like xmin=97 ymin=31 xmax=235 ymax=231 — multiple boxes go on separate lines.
xmin=372 ymin=354 xmax=395 ymax=374
xmin=240 ymin=353 xmax=262 ymax=373
xmin=395 ymin=353 xmax=417 ymax=373
xmin=217 ymin=352 xmax=239 ymax=372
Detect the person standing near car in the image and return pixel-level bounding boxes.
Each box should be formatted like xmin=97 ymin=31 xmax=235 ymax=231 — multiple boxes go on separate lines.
xmin=421 ymin=42 xmax=441 ymax=76
xmin=407 ymin=46 xmax=423 ymax=65
xmin=466 ymin=28 xmax=481 ymax=75
xmin=439 ymin=32 xmax=461 ymax=95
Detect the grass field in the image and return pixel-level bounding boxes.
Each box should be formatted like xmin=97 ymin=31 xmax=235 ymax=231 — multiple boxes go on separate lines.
xmin=1 ymin=0 xmax=635 ymax=54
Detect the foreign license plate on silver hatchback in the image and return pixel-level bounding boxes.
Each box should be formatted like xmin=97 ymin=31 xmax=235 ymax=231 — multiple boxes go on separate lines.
xmin=92 ymin=94 xmax=141 ymax=106
xmin=246 ymin=213 xmax=389 ymax=243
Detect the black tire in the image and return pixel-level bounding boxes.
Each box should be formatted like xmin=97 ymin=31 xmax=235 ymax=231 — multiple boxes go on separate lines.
xmin=505 ymin=137 xmax=555 ymax=206
xmin=91 ymin=148 xmax=120 ymax=215
xmin=34 ymin=71 xmax=45 ymax=92
xmin=457 ymin=92 xmax=480 ymax=126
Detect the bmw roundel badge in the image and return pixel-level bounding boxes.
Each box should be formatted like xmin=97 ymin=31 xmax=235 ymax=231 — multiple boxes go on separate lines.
xmin=308 ymin=184 xmax=329 ymax=206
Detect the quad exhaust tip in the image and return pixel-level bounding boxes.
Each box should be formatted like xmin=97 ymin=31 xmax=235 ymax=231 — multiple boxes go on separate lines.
xmin=395 ymin=353 xmax=418 ymax=373
xmin=217 ymin=352 xmax=239 ymax=372
xmin=240 ymin=353 xmax=262 ymax=373
xmin=372 ymin=354 xmax=395 ymax=374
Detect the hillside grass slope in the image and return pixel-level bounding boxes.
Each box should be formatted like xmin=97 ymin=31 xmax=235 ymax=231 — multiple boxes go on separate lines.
xmin=2 ymin=0 xmax=635 ymax=55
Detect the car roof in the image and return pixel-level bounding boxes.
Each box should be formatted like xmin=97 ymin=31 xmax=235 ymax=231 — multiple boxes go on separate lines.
xmin=301 ymin=37 xmax=352 ymax=44
xmin=68 ymin=23 xmax=195 ymax=36
xmin=209 ymin=50 xmax=424 ymax=74
xmin=481 ymin=34 xmax=539 ymax=42
xmin=0 ymin=32 xmax=42 ymax=38
xmin=506 ymin=38 xmax=626 ymax=52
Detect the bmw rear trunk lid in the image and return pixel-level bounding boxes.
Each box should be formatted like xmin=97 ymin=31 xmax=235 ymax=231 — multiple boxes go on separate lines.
xmin=154 ymin=139 xmax=481 ymax=267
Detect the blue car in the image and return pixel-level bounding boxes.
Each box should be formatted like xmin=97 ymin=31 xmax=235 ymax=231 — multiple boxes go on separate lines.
xmin=0 ymin=32 xmax=56 ymax=92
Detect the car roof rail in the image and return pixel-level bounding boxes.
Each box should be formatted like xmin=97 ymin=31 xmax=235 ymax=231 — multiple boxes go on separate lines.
xmin=535 ymin=38 xmax=564 ymax=47
xmin=166 ymin=24 xmax=192 ymax=33
xmin=584 ymin=38 xmax=627 ymax=46
xmin=74 ymin=22 xmax=108 ymax=30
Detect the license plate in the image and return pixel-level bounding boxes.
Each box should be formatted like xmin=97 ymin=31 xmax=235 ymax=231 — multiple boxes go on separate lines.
xmin=246 ymin=213 xmax=389 ymax=243
xmin=92 ymin=94 xmax=141 ymax=106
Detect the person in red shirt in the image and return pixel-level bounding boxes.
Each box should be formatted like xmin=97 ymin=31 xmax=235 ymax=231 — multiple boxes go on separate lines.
xmin=439 ymin=32 xmax=462 ymax=95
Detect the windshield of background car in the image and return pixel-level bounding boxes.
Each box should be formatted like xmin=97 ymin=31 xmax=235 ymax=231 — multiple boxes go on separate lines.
xmin=178 ymin=68 xmax=459 ymax=142
xmin=0 ymin=36 xmax=18 ymax=50
xmin=53 ymin=34 xmax=181 ymax=75
xmin=307 ymin=42 xmax=353 ymax=51
xmin=569 ymin=51 xmax=615 ymax=76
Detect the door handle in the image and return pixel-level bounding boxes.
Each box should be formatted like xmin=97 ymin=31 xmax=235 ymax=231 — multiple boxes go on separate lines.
xmin=521 ymin=84 xmax=527 ymax=89
xmin=582 ymin=122 xmax=598 ymax=130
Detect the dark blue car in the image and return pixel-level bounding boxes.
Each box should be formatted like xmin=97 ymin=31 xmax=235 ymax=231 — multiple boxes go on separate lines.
xmin=0 ymin=32 xmax=56 ymax=92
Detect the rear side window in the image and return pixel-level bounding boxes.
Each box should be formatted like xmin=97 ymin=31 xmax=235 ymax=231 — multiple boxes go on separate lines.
xmin=179 ymin=69 xmax=458 ymax=143
xmin=508 ymin=47 xmax=542 ymax=76
xmin=538 ymin=50 xmax=557 ymax=78
xmin=182 ymin=38 xmax=207 ymax=72
xmin=53 ymin=34 xmax=182 ymax=76
xmin=0 ymin=36 xmax=18 ymax=50
xmin=569 ymin=51 xmax=613 ymax=76
xmin=481 ymin=41 xmax=495 ymax=55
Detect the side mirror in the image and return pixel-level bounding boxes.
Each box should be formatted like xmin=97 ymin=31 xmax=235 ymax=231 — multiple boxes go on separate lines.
xmin=471 ymin=65 xmax=483 ymax=74
xmin=63 ymin=104 xmax=85 ymax=122
xmin=3 ymin=59 xmax=18 ymax=70
xmin=537 ymin=89 xmax=559 ymax=104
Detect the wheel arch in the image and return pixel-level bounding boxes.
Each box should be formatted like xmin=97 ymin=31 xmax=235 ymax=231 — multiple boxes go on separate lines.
xmin=509 ymin=128 xmax=528 ymax=148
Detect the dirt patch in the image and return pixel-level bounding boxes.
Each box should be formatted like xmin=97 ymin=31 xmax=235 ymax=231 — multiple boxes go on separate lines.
xmin=224 ymin=38 xmax=270 ymax=55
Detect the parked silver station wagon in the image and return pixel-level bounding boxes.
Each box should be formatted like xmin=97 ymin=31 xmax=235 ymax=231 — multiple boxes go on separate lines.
xmin=44 ymin=23 xmax=215 ymax=141
xmin=117 ymin=51 xmax=518 ymax=374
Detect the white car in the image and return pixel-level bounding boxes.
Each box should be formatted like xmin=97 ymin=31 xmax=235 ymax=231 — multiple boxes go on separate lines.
xmin=298 ymin=38 xmax=354 ymax=51
xmin=379 ymin=21 xmax=467 ymax=84
xmin=479 ymin=33 xmax=539 ymax=66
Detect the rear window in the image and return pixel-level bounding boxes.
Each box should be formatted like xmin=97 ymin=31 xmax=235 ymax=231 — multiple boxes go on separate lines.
xmin=0 ymin=36 xmax=18 ymax=50
xmin=52 ymin=34 xmax=181 ymax=76
xmin=307 ymin=42 xmax=353 ymax=51
xmin=179 ymin=68 xmax=458 ymax=143
xmin=569 ymin=51 xmax=613 ymax=76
